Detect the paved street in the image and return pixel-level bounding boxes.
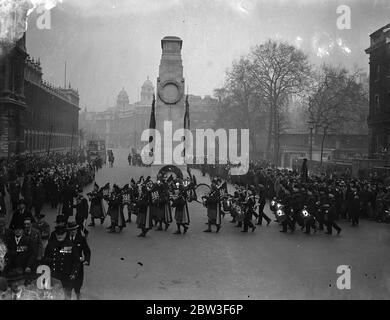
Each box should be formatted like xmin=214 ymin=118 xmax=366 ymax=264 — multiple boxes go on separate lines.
xmin=3 ymin=149 xmax=390 ymax=299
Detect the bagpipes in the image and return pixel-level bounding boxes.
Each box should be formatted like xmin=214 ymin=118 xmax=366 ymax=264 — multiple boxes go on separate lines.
xmin=201 ymin=187 xmax=225 ymax=210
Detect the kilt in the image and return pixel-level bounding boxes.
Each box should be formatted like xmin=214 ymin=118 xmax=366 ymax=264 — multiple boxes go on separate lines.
xmin=206 ymin=202 xmax=221 ymax=225
xmin=174 ymin=202 xmax=190 ymax=225
xmin=136 ymin=207 xmax=152 ymax=229
xmin=108 ymin=206 xmax=125 ymax=227
xmin=150 ymin=204 xmax=165 ymax=221
xmin=164 ymin=204 xmax=173 ymax=224
xmin=90 ymin=199 xmax=105 ymax=219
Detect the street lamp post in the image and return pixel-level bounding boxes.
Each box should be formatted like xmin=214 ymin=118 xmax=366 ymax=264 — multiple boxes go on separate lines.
xmin=309 ymin=127 xmax=313 ymax=161
xmin=308 ymin=121 xmax=315 ymax=161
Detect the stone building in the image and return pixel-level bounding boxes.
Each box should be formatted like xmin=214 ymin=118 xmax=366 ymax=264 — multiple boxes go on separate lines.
xmin=79 ymin=78 xmax=219 ymax=152
xmin=0 ymin=34 xmax=80 ymax=158
xmin=79 ymin=78 xmax=154 ymax=150
xmin=366 ymin=23 xmax=390 ymax=159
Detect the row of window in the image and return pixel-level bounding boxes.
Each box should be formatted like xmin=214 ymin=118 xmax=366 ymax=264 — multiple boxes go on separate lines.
xmin=374 ymin=63 xmax=390 ymax=81
xmin=25 ymin=133 xmax=76 ymax=152
xmin=373 ymin=92 xmax=390 ymax=111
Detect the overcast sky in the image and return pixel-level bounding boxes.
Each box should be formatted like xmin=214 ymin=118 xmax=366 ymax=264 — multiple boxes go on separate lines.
xmin=25 ymin=0 xmax=390 ymax=111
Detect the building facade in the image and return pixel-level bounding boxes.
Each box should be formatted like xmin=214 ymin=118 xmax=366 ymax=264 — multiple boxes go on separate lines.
xmin=79 ymin=78 xmax=154 ymax=150
xmin=79 ymin=79 xmax=219 ymax=153
xmin=0 ymin=34 xmax=80 ymax=158
xmin=366 ymin=23 xmax=390 ymax=159
xmin=279 ymin=133 xmax=369 ymax=168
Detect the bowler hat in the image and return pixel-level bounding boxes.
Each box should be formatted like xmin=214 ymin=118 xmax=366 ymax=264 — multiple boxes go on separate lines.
xmin=54 ymin=225 xmax=67 ymax=235
xmin=17 ymin=199 xmax=27 ymax=206
xmin=66 ymin=221 xmax=79 ymax=231
xmin=5 ymin=268 xmax=25 ymax=283
xmin=55 ymin=215 xmax=67 ymax=224
xmin=13 ymin=219 xmax=25 ymax=231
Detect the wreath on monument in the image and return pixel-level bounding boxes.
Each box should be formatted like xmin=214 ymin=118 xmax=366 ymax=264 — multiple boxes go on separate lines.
xmin=157 ymin=165 xmax=184 ymax=180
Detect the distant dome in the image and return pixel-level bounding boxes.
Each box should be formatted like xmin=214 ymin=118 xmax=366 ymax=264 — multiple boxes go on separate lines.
xmin=140 ymin=77 xmax=154 ymax=104
xmin=142 ymin=76 xmax=154 ymax=89
xmin=117 ymin=87 xmax=129 ymax=108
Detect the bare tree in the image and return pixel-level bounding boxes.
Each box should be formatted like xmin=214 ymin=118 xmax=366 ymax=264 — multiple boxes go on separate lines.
xmin=306 ymin=64 xmax=369 ymax=165
xmin=249 ymin=40 xmax=311 ymax=164
xmin=214 ymin=57 xmax=267 ymax=157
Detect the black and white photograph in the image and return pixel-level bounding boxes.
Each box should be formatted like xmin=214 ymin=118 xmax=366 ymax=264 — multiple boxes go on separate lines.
xmin=0 ymin=0 xmax=389 ymax=304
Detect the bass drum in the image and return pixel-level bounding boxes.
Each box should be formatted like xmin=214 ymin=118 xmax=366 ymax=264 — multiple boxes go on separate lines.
xmin=195 ymin=183 xmax=211 ymax=205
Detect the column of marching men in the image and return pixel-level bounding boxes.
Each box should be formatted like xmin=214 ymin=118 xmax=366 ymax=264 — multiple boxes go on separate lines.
xmin=194 ymin=160 xmax=390 ymax=230
xmin=0 ymin=153 xmax=94 ymax=300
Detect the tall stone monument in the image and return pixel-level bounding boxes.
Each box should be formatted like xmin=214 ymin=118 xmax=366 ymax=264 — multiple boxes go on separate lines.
xmin=152 ymin=36 xmax=187 ymax=178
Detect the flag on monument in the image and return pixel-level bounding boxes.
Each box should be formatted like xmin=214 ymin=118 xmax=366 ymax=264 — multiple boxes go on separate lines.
xmin=148 ymin=94 xmax=156 ymax=155
xmin=184 ymin=95 xmax=190 ymax=130
xmin=183 ymin=95 xmax=190 ymax=160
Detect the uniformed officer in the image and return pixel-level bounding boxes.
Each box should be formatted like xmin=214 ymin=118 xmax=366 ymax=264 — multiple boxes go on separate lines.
xmin=256 ymin=185 xmax=271 ymax=226
xmin=241 ymin=189 xmax=257 ymax=233
xmin=324 ymin=194 xmax=342 ymax=235
xmin=202 ymin=181 xmax=222 ymax=233
xmin=43 ymin=226 xmax=80 ymax=300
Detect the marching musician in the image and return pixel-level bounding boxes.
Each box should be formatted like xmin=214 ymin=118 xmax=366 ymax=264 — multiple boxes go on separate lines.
xmin=127 ymin=179 xmax=139 ymax=223
xmin=136 ymin=184 xmax=152 ymax=237
xmin=256 ymin=184 xmax=271 ymax=226
xmin=324 ymin=194 xmax=342 ymax=235
xmin=87 ymin=183 xmax=106 ymax=227
xmin=202 ymin=179 xmax=222 ymax=233
xmin=119 ymin=184 xmax=131 ymax=224
xmin=162 ymin=180 xmax=173 ymax=230
xmin=171 ymin=182 xmax=190 ymax=235
xmin=150 ymin=181 xmax=169 ymax=231
xmin=106 ymin=185 xmax=126 ymax=233
xmin=302 ymin=191 xmax=317 ymax=234
xmin=229 ymin=191 xmax=240 ymax=224
xmin=241 ymin=187 xmax=257 ymax=233
xmin=279 ymin=190 xmax=295 ymax=233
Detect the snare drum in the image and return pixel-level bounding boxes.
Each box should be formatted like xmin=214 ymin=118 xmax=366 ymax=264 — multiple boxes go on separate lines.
xmin=300 ymin=209 xmax=311 ymax=222
xmin=222 ymin=199 xmax=232 ymax=212
xmin=275 ymin=208 xmax=286 ymax=223
xmin=236 ymin=207 xmax=245 ymax=222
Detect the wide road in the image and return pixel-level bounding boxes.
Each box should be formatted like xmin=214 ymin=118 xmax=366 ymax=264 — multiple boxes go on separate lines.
xmin=4 ymin=148 xmax=390 ymax=299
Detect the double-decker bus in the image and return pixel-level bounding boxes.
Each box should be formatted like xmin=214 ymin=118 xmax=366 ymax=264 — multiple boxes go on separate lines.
xmin=87 ymin=140 xmax=106 ymax=164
